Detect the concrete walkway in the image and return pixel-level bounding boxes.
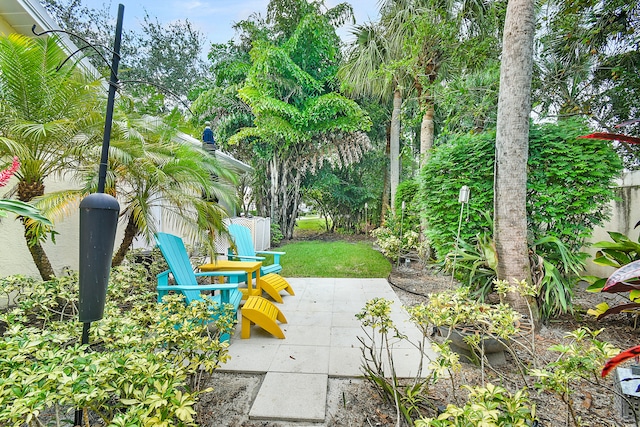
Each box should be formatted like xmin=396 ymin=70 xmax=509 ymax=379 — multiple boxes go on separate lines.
xmin=219 ymin=277 xmax=435 ymax=424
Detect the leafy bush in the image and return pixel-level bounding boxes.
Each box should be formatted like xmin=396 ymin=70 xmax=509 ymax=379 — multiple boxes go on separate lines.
xmin=416 ymin=384 xmax=536 ymax=426
xmin=357 ymin=287 xmax=618 ymax=426
xmin=584 ymin=231 xmax=640 ymax=320
xmin=529 ymin=328 xmax=618 ymax=426
xmin=371 ymin=179 xmax=429 ymax=262
xmin=301 ymin=153 xmax=385 ymax=234
xmin=271 ymin=222 xmax=284 ymax=245
xmin=0 ymin=263 xmax=234 ymax=426
xmin=371 ymin=214 xmax=423 ymax=262
xmin=395 ymin=179 xmax=421 ymax=232
xmin=419 ymin=119 xmax=622 ymax=258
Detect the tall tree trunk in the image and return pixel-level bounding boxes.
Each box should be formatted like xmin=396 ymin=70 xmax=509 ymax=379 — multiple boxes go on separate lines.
xmin=280 ymin=157 xmax=289 ymax=236
xmin=420 ymin=104 xmax=434 ymax=168
xmin=288 ymin=171 xmax=302 ymax=239
xmin=390 ymin=88 xmax=402 ymax=212
xmin=494 ymin=0 xmax=536 ymax=316
xmin=381 ymin=126 xmax=391 ymax=223
xmin=269 ymin=156 xmax=279 ymax=225
xmin=112 ymin=215 xmax=138 ymax=267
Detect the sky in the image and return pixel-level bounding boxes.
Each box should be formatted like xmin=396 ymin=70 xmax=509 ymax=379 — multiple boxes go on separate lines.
xmin=80 ymin=0 xmax=380 ymax=46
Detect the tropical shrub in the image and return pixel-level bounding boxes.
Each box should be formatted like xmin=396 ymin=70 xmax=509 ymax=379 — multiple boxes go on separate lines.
xmin=271 ymin=222 xmax=284 ymax=245
xmin=416 ymin=384 xmax=536 ymax=426
xmin=529 ymin=328 xmax=619 ymax=426
xmin=371 ymin=215 xmax=423 ymax=262
xmin=370 ymin=179 xmax=427 ymax=262
xmin=419 ymin=119 xmax=623 ymax=258
xmin=584 ymin=231 xmax=640 ymax=321
xmin=446 ymin=218 xmax=587 ymax=320
xmin=0 ymin=263 xmax=234 ymax=426
xmin=357 ymin=287 xmax=617 ymax=426
xmin=356 ymin=297 xmax=448 ymax=424
xmin=301 ymin=151 xmax=385 ymax=234
xmin=395 ymin=179 xmax=422 ymax=232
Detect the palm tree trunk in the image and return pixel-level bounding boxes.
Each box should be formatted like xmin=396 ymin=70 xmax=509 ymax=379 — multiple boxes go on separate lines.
xmin=494 ymin=0 xmax=536 ymax=316
xmin=420 ymin=104 xmax=434 ymax=168
xmin=18 ymin=181 xmax=55 ymax=280
xmin=390 ymin=88 xmax=402 ymax=212
xmin=381 ymin=125 xmax=391 ymax=223
xmin=21 ymin=218 xmax=55 ymax=280
xmin=112 ymin=215 xmax=138 ymax=267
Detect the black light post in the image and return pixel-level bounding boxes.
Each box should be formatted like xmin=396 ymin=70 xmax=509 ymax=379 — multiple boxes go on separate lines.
xmin=74 ymin=5 xmax=124 ymax=426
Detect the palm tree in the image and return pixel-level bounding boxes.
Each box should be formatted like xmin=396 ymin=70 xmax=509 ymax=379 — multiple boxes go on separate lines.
xmin=39 ymin=109 xmax=239 ymax=267
xmin=339 ymin=22 xmax=400 ymax=214
xmin=108 ymin=137 xmax=238 ymax=267
xmin=0 ymin=157 xmax=54 ymax=241
xmin=0 ymin=34 xmax=103 ymax=280
xmin=494 ymin=0 xmax=536 ymax=315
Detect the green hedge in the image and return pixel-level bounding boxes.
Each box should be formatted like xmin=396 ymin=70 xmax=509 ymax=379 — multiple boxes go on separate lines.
xmin=419 ymin=119 xmax=623 ymax=258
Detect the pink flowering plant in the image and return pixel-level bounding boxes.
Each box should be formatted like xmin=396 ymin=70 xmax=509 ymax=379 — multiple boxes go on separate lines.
xmin=0 ymin=156 xmax=20 ymax=187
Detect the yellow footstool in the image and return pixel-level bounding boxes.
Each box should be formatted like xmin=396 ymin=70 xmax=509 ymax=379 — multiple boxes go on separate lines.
xmin=257 ymin=273 xmax=295 ymax=303
xmin=241 ymin=295 xmax=287 ymax=339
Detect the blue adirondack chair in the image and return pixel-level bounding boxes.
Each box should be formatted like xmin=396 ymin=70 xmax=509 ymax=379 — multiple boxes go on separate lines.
xmin=226 ymin=224 xmax=295 ymax=303
xmin=155 ymin=232 xmax=245 ymax=341
xmin=227 ymin=223 xmax=284 ymax=275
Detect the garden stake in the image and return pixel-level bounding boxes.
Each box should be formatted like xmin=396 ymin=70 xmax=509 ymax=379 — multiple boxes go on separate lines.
xmin=397 ymin=201 xmax=405 ymax=268
xmin=451 ymin=185 xmax=470 ymax=285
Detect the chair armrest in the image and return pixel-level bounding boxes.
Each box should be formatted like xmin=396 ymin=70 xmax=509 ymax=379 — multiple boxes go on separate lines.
xmin=194 ymin=271 xmax=246 ymax=278
xmin=256 ymin=250 xmax=285 ymax=264
xmin=157 ymin=270 xmax=171 ymax=302
xmin=229 ymin=254 xmax=265 ymax=262
xmin=195 ymin=270 xmax=247 ymax=284
xmin=256 ymin=251 xmax=286 ymax=256
xmin=157 ymin=283 xmax=238 ymax=292
xmin=157 ymin=270 xmax=245 ymax=281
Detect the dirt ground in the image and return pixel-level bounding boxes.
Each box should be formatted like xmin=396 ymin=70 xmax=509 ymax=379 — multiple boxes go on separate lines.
xmin=197 ymin=236 xmax=640 ymax=427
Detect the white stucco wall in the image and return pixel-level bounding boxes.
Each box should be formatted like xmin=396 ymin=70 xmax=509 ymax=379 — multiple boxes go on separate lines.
xmin=0 ymin=177 xmax=126 ymax=278
xmin=583 ymin=170 xmax=640 ymax=277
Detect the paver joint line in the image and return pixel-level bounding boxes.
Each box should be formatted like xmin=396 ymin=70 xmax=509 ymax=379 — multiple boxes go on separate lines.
xmin=224 ymin=278 xmax=434 ymax=423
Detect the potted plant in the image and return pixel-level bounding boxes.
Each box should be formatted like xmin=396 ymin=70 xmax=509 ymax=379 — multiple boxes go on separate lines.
xmin=408 ymin=281 xmax=533 ymax=366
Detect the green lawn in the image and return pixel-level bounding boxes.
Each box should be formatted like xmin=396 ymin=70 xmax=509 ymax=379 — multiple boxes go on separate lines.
xmin=293 ymin=216 xmax=329 ymax=238
xmin=277 ymin=240 xmax=391 ymax=278
xmin=295 ymin=215 xmax=325 ymax=231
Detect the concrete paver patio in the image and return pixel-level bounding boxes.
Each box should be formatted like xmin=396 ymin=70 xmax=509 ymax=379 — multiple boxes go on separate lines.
xmin=219 ymin=277 xmax=435 ymax=423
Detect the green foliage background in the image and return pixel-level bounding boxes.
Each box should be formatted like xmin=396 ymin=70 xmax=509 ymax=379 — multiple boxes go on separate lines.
xmin=419 ymin=120 xmax=623 ymax=259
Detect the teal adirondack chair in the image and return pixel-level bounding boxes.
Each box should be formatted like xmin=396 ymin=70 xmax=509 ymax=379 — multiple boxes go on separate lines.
xmin=227 ymin=223 xmax=284 ymax=275
xmin=155 ymin=232 xmax=245 ymax=341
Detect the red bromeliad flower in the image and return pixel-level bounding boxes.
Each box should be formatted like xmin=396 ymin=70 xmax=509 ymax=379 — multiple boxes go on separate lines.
xmin=0 ymin=157 xmax=20 ymax=188
xmin=579 ymin=132 xmax=640 ymax=145
xmin=603 ymin=345 xmax=640 ymax=377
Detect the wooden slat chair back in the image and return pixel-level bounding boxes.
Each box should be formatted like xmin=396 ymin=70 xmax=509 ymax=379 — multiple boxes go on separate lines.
xmin=227 ymin=224 xmax=295 ymax=303
xmin=227 ymin=224 xmax=284 ymax=275
xmin=155 ymin=232 xmax=244 ymax=341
